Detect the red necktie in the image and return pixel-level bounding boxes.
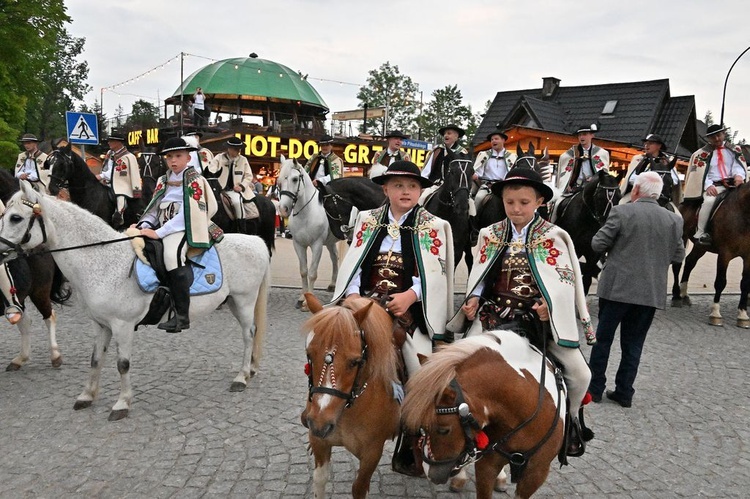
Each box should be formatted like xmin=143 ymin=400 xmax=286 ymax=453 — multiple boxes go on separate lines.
xmin=716 ymin=147 xmax=728 ymax=180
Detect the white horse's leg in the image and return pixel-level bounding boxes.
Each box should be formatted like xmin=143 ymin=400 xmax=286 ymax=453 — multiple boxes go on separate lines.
xmin=305 ymin=241 xmax=325 ymax=308
xmin=293 ymin=240 xmax=310 ymax=309
xmin=495 ymin=465 xmax=508 ymax=492
xmin=449 ymin=468 xmax=469 ymax=492
xmin=326 ymin=239 xmax=340 ymax=292
xmin=108 ymin=320 xmax=135 ymax=421
xmin=44 ymin=310 xmax=62 ymax=368
xmin=74 ymin=322 xmax=111 ymax=410
xmin=7 ymin=314 xmax=32 ymax=371
xmin=709 ymin=302 xmax=723 ymax=327
xmin=227 ymin=292 xmax=258 ymax=392
xmin=249 ymin=267 xmax=270 ymax=377
xmin=312 ymin=458 xmax=331 ymax=499
xmin=737 ymin=308 xmax=750 ymax=329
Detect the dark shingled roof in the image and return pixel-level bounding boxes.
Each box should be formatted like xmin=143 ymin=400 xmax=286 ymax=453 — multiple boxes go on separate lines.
xmin=475 ymin=78 xmax=699 ymax=156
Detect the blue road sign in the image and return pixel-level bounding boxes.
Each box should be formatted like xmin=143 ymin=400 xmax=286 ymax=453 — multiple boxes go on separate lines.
xmin=66 ymin=111 xmax=99 ymax=145
xmin=402 ymin=138 xmax=430 ymax=150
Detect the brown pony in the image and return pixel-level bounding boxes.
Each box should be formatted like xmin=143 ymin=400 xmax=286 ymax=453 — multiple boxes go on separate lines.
xmin=301 ymin=294 xmax=400 ymax=499
xmin=402 ymin=330 xmax=565 ymax=499
xmin=673 ymin=184 xmax=750 ymax=327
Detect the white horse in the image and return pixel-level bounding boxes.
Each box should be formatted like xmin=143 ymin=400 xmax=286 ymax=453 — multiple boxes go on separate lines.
xmin=0 ymin=182 xmax=271 ymax=421
xmin=276 ymin=155 xmax=339 ymax=310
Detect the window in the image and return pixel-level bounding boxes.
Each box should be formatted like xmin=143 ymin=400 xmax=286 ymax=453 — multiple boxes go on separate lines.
xmin=602 ymin=100 xmax=618 ymax=115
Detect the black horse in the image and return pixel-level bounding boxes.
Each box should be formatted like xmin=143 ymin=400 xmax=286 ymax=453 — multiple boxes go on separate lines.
xmin=46 ymin=145 xmax=145 ymax=229
xmin=0 ymin=169 xmax=72 ymax=370
xmin=474 ymin=143 xmax=553 ymax=231
xmin=553 ymin=169 xmax=621 ymax=295
xmin=424 ymin=153 xmax=474 ymax=270
xmin=205 ymin=178 xmax=276 ymax=256
xmin=317 ymin=177 xmax=386 ymax=241
xmin=137 ymin=151 xmax=167 ymax=202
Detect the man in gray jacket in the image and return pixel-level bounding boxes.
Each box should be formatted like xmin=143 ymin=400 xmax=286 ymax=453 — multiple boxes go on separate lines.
xmin=588 ymin=171 xmax=684 ymax=407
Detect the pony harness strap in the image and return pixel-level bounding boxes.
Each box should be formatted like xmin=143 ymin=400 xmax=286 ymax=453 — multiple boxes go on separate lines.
xmin=307 ymin=329 xmax=368 ymax=408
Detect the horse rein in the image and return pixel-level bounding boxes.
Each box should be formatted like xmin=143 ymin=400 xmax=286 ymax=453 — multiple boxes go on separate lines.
xmin=436 ymin=159 xmax=472 ymax=208
xmin=307 ymin=328 xmax=369 ymax=408
xmin=322 ymin=190 xmax=353 ymax=238
xmin=279 ymin=162 xmax=316 ymax=216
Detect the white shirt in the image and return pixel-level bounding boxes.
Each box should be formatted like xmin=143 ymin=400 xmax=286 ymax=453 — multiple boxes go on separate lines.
xmin=193 ymin=92 xmax=205 ymax=110
xmin=313 ymin=153 xmax=332 ymax=185
xmin=471 ymin=218 xmax=534 ymax=297
xmin=17 ymin=153 xmax=40 ymax=181
xmin=576 ymin=147 xmax=594 ymax=184
xmin=345 ymin=208 xmax=423 ymax=300
xmin=476 ymin=149 xmax=509 ymax=181
xmin=704 ymin=145 xmax=746 ymax=189
xmin=139 ymin=168 xmax=187 ymax=238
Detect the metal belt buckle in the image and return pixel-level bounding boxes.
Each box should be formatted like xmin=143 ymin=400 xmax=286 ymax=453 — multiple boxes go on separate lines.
xmin=511 ymin=285 xmax=535 ymax=298
xmin=378 ymin=267 xmax=398 ymax=278
xmin=375 ymin=279 xmax=398 ymax=292
xmin=512 ymin=273 xmax=534 ymax=286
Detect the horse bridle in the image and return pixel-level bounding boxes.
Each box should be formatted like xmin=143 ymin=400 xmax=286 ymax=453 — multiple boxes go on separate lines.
xmin=47 ymin=150 xmax=71 ymax=191
xmin=279 ymin=162 xmax=316 ymax=216
xmin=419 ymin=339 xmax=564 ymax=481
xmin=584 ymin=181 xmax=619 ymax=224
xmin=307 ymin=328 xmax=369 ymax=408
xmin=0 ymin=199 xmax=48 ymax=260
xmin=322 ymin=190 xmax=353 ymax=238
xmin=435 ymin=159 xmax=472 ymax=208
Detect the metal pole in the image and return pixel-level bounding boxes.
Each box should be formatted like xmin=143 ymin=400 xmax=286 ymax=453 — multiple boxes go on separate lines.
xmin=418 ymin=90 xmax=423 ymax=141
xmin=363 ymin=102 xmax=368 ymax=135
xmin=383 ymin=88 xmax=388 ymax=137
xmin=179 ymin=51 xmax=184 ymax=135
xmin=100 ymin=87 xmax=105 ymax=135
xmin=720 ymin=45 xmax=750 ymax=125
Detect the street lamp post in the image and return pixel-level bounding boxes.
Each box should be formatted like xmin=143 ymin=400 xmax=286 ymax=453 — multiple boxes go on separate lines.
xmin=720 ymin=45 xmax=750 ymax=125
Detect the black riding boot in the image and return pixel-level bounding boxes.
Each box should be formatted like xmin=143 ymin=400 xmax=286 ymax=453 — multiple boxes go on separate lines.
xmin=391 ymin=429 xmax=424 ymax=477
xmin=158 ymin=266 xmax=193 ymax=333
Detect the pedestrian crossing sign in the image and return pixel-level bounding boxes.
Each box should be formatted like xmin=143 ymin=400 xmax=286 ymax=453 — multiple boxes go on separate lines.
xmin=66 ymin=111 xmax=99 ymax=145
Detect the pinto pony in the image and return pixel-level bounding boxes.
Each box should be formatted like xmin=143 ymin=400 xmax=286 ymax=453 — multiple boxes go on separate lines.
xmin=402 ymin=330 xmax=565 ymax=499
xmin=302 ymin=294 xmax=400 ymax=499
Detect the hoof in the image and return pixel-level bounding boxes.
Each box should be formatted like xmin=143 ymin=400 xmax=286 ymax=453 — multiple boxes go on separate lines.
xmin=108 ymin=409 xmax=129 ymax=421
xmin=51 ymin=356 xmax=63 ymax=368
xmin=5 ymin=362 xmax=22 ymax=372
xmin=229 ymin=381 xmax=247 ymax=392
xmin=326 ymin=284 xmax=336 ymax=292
xmin=295 ymin=300 xmax=303 ymax=310
xmin=708 ymin=316 xmax=724 ymax=327
xmin=671 ymin=298 xmax=682 ymax=308
xmin=449 ymin=477 xmax=467 ymax=493
xmin=737 ymin=318 xmax=750 ymax=329
xmin=249 ymin=369 xmax=257 ymax=378
xmin=73 ymin=400 xmax=93 ymax=410
xmin=683 ymin=296 xmax=692 ymax=307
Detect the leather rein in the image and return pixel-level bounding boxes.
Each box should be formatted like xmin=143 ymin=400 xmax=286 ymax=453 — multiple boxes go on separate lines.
xmin=307 ymin=327 xmax=369 ymax=408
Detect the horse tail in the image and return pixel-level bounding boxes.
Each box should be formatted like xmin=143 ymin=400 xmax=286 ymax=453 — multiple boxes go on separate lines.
xmin=50 ymin=263 xmax=73 ymax=305
xmin=257 ymin=196 xmax=276 ymax=257
xmin=251 ymin=263 xmax=271 ymax=366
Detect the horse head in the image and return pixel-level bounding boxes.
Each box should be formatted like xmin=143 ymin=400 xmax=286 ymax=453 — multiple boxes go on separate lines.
xmin=46 ymin=148 xmax=73 ymax=197
xmin=0 ymin=182 xmax=49 ymax=261
xmin=515 ymin=142 xmax=553 ymax=181
xmin=277 ymin=154 xmax=310 ymax=218
xmin=586 ymin=170 xmax=621 ymax=223
xmin=320 ymin=183 xmax=353 ymax=241
xmin=437 ymin=152 xmax=474 ymax=215
xmin=302 ymin=295 xmax=396 ymax=439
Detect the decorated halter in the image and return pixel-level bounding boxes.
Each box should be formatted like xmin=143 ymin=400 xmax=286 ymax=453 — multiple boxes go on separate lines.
xmin=0 ymin=199 xmax=47 ymax=260
xmin=584 ymin=175 xmax=619 ymax=225
xmin=47 ymin=150 xmax=71 ymax=191
xmin=322 ymin=190 xmax=354 ymax=239
xmin=279 ymin=160 xmax=316 ymax=216
xmin=435 ymin=158 xmax=473 ymax=208
xmin=306 ymin=328 xmax=369 ymax=408
xmin=419 ymin=347 xmax=566 ymax=483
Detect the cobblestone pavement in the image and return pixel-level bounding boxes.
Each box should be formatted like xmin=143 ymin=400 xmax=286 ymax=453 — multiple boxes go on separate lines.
xmin=0 ymin=286 xmax=749 ymax=498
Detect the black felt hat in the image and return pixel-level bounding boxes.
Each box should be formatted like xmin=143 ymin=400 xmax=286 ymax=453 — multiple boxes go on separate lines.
xmin=576 ymin=124 xmax=599 ymax=134
xmin=185 ymin=131 xmax=204 ymax=138
xmin=317 ymin=134 xmax=334 ymax=144
xmin=486 ymin=128 xmax=509 ymax=141
xmin=106 ymin=131 xmax=127 ymax=142
xmin=438 ymin=124 xmax=465 ymax=138
xmin=384 ymin=130 xmax=410 ymax=140
xmin=158 ymin=137 xmax=197 ymax=155
xmin=642 ymin=133 xmax=667 ymax=149
xmin=491 ymin=168 xmax=554 ymax=202
xmin=371 ymin=160 xmax=433 ymax=188
xmin=705 ymin=124 xmax=727 ymax=137
xmin=226 ymin=136 xmax=244 ymax=148
xmin=19 ymin=133 xmax=40 ymax=142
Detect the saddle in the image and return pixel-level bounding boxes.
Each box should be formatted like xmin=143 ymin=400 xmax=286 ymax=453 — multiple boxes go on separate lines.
xmin=133 ymin=245 xmax=223 ymax=295
xmin=220 ymin=191 xmax=260 ymax=220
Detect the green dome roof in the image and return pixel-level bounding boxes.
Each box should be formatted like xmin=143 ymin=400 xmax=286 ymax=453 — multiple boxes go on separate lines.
xmin=171 ymin=56 xmax=328 ymax=110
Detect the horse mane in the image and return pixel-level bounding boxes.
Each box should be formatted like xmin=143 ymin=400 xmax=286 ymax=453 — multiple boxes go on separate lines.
xmin=401 ymin=336 xmax=495 ymax=431
xmin=302 ymin=296 xmax=397 ymax=385
xmin=33 ymin=190 xmax=124 ymax=244
xmin=0 ymin=169 xmax=20 ymax=204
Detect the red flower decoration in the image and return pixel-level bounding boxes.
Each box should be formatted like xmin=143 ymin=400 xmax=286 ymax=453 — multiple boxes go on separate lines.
xmin=191 ymin=181 xmax=199 ymax=189
xmin=548 ymin=248 xmax=560 ymax=257
xmin=356 ymin=240 xmax=363 ymax=247
xmin=697 ymin=161 xmax=705 ymax=167
xmin=9 ymin=287 xmax=16 ymax=295
xmin=699 ymin=151 xmax=709 ymax=159
xmin=430 ymin=246 xmax=439 ymax=255
xmin=356 ymin=231 xmax=363 ymax=239
xmin=195 ymin=189 xmax=202 ymax=196
xmin=193 ymin=194 xmax=200 ymax=200
xmin=361 ymin=223 xmax=367 ymax=231
xmin=304 ymin=363 xmax=311 ymax=376
xmin=433 ymin=239 xmax=442 ymax=247
xmin=429 ymin=229 xmax=437 ymax=238
xmin=475 ymin=431 xmax=489 ymax=450
xmin=546 ymin=256 xmax=557 ymax=265
xmin=542 ymin=239 xmax=553 ymax=249
xmin=480 ymin=254 xmax=487 ymax=263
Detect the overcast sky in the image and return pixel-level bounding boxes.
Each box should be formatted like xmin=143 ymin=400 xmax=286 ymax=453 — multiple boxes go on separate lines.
xmin=67 ymin=0 xmax=750 ymax=142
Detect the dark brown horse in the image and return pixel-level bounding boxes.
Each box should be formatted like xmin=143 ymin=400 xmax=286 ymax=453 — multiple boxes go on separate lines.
xmin=672 ymin=184 xmax=750 ymax=327
xmin=0 ymin=170 xmax=71 ymax=370
xmin=317 ymin=177 xmax=386 ymax=241
xmin=302 ymin=294 xmax=400 ymax=499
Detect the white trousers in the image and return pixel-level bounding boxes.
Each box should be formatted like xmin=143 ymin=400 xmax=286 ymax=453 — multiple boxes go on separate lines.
xmin=547 ymin=341 xmax=591 ymax=418
xmin=162 ymin=232 xmax=188 ymax=271
xmin=223 ymin=190 xmax=244 ymax=219
xmin=0 ymin=263 xmax=20 ymax=314
xmin=696 ymin=186 xmax=725 ymax=237
xmin=402 ymin=328 xmax=433 ymax=378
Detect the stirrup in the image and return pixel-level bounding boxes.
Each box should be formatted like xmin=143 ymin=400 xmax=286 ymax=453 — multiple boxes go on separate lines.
xmin=5 ymin=305 xmax=23 ymax=325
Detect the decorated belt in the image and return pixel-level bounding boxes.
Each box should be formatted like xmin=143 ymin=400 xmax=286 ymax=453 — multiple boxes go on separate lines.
xmin=365 ymin=252 xmax=407 ymax=297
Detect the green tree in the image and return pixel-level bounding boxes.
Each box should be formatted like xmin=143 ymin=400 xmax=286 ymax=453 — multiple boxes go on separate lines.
xmin=25 ymin=31 xmax=91 ymax=141
xmin=417 ymin=85 xmax=474 ymax=145
xmin=0 ymin=0 xmax=80 ymax=165
xmin=126 ymin=99 xmax=160 ymax=128
xmin=356 ymin=62 xmax=419 ymax=137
